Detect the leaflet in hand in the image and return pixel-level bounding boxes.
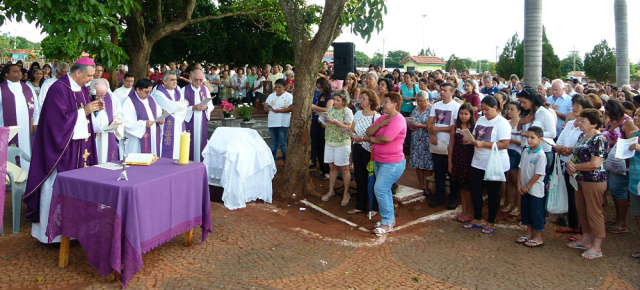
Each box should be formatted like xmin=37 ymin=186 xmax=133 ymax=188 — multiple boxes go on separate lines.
xmin=319 ymin=115 xmax=333 ymax=125
xmin=198 ymin=96 xmax=215 ymax=106
xmin=155 ymin=111 xmax=171 ymax=122
xmin=104 ymin=121 xmax=123 ymax=132
xmin=429 ymin=141 xmax=448 ymax=155
xmin=614 ymin=137 xmax=638 ymax=159
xmin=542 ymin=137 xmax=556 ymax=146
xmin=8 ymin=126 xmax=20 ymax=141
xmin=338 ymin=127 xmax=357 ymax=137
xmin=405 ymin=117 xmax=415 ymax=125
xmin=456 ymin=128 xmax=475 ymax=142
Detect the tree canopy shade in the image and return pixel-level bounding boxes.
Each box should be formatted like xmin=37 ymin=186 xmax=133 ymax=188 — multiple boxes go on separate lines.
xmin=40 ymin=35 xmax=82 ymax=62
xmin=445 ymin=54 xmax=468 ymax=72
xmin=561 ymin=53 xmax=584 ymax=76
xmin=276 ymin=0 xmax=385 ymax=198
xmin=584 ymin=40 xmax=617 ymax=84
xmin=495 ymin=33 xmax=520 ymax=79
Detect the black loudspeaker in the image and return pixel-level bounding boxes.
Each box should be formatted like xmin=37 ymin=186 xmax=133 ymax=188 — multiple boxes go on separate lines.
xmin=332 ymin=42 xmax=356 ymax=80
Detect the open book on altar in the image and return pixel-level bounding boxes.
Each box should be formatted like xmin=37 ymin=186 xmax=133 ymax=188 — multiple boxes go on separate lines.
xmin=125 ymin=153 xmax=159 ymax=166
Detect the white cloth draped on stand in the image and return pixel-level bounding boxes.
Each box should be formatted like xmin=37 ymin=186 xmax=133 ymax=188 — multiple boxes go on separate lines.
xmin=202 ymin=127 xmax=276 ymax=210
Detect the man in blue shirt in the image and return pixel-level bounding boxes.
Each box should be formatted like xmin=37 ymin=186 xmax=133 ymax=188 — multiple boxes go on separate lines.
xmin=480 ymin=74 xmax=499 ymax=96
xmin=546 ymin=79 xmax=572 ymax=136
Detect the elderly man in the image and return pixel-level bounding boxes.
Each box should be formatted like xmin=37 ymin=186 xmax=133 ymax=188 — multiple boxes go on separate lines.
xmin=90 ymin=78 xmax=124 ymax=163
xmin=113 ymin=72 xmax=135 ymax=103
xmin=181 ymin=69 xmax=214 ymax=162
xmin=122 ymin=79 xmax=164 ymax=155
xmin=0 ymin=64 xmax=37 ymax=170
xmin=24 ymin=57 xmax=101 ymax=243
xmin=34 ymin=62 xmax=70 ymax=125
xmin=151 ymin=71 xmax=188 ymax=159
xmin=547 ymin=79 xmax=572 ymax=136
xmin=480 ymin=74 xmax=499 ymax=96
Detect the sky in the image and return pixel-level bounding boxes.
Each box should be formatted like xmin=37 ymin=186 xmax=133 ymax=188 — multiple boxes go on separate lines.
xmin=1 ymin=0 xmax=638 ymax=65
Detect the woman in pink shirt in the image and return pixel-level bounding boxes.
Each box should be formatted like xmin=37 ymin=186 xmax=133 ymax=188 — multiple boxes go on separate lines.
xmin=354 ymin=92 xmax=407 ymax=235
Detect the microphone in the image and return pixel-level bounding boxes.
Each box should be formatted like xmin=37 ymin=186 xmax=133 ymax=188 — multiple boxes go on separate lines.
xmin=91 ymin=94 xmax=99 ymax=117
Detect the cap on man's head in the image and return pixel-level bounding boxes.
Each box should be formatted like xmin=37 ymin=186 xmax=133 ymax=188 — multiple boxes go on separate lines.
xmin=76 ymin=57 xmax=95 ymax=66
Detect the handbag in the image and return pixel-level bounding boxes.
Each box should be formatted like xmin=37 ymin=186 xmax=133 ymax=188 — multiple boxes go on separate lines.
xmin=484 ymin=142 xmax=506 ymax=182
xmin=547 ymin=153 xmax=568 ymax=214
xmin=604 ymin=120 xmax=628 ymax=175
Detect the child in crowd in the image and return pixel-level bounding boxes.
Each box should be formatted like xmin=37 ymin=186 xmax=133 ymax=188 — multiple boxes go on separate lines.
xmin=516 ymin=126 xmax=547 ymax=247
xmin=449 ymin=103 xmax=476 ymax=222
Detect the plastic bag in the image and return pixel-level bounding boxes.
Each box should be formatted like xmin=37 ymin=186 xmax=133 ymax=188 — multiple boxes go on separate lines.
xmin=484 ymin=142 xmax=506 ymax=182
xmin=547 ymin=153 xmax=568 ymax=214
xmin=604 ymin=143 xmax=627 ymax=175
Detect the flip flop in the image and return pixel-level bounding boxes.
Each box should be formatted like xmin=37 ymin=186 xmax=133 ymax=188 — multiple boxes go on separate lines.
xmin=453 ymin=215 xmax=472 ymax=223
xmin=524 ymin=240 xmax=544 ymax=247
xmin=463 ymin=222 xmax=483 ymax=229
xmin=556 ymin=228 xmax=580 ymax=234
xmin=632 ymin=251 xmax=640 ymax=258
xmin=568 ymin=236 xmax=579 ymax=242
xmin=482 ymin=226 xmax=496 ymax=235
xmin=567 ymin=241 xmax=587 ymax=250
xmin=515 ymin=236 xmax=530 ymax=244
xmin=607 ymin=226 xmax=629 ymax=234
xmin=581 ymin=251 xmax=602 ymax=260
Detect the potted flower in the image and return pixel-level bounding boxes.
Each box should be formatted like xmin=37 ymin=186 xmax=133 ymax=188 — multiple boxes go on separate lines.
xmin=236 ymin=103 xmax=253 ymax=122
xmin=220 ymin=100 xmax=235 ymax=118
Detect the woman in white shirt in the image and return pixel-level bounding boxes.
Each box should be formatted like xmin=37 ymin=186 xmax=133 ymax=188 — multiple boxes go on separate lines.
xmin=463 ymin=96 xmax=511 ymax=234
xmin=517 ymin=87 xmax=557 ymax=193
xmin=252 ymin=69 xmax=266 ymax=107
xmin=264 ymin=79 xmax=293 ymax=161
xmin=554 ymin=96 xmax=593 ymax=235
xmin=232 ymin=68 xmax=248 ymax=101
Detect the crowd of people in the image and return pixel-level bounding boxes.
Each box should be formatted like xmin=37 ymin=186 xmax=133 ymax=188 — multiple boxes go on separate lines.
xmin=2 ymin=57 xmax=640 ymax=260
xmin=309 ymin=63 xmax=640 ymax=260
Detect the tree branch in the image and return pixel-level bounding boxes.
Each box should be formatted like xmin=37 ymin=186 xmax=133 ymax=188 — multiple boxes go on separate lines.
xmin=310 ymin=0 xmax=347 ymax=50
xmin=188 ymin=8 xmax=271 ymax=25
xmin=278 ymin=0 xmax=307 ymax=52
xmin=156 ymin=0 xmax=163 ymax=24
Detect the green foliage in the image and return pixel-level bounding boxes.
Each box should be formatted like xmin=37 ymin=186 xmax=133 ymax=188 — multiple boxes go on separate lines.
xmin=584 ymin=40 xmax=617 ymax=83
xmin=40 ymin=35 xmax=82 ymax=62
xmin=1 ymin=0 xmax=138 ymax=68
xmin=445 ymin=54 xmax=467 ymax=72
xmin=342 ymin=0 xmax=386 ymax=42
xmin=510 ymin=28 xmax=561 ymax=81
xmin=0 ymin=33 xmax=40 ymax=57
xmin=419 ymin=48 xmax=436 ymax=57
xmin=496 ymin=33 xmax=520 ymax=78
xmin=561 ymin=53 xmax=584 ymax=76
xmin=370 ymin=52 xmax=383 ymax=67
xmin=386 ymin=50 xmax=409 ymax=68
xmin=355 ymin=51 xmax=370 ymax=67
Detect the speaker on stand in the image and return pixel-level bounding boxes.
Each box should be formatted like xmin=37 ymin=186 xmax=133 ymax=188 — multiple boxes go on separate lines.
xmin=331 ymin=42 xmax=356 ymax=80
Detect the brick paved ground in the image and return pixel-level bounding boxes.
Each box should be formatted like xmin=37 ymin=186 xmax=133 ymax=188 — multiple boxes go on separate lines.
xmin=1 ymin=191 xmax=639 ymax=289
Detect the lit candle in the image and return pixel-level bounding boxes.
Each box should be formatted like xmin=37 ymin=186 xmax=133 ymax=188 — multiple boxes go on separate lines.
xmin=178 ymin=131 xmax=190 ymax=164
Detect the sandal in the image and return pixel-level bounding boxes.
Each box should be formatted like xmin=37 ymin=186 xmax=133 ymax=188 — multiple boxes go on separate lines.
xmin=321 ymin=192 xmax=335 ymax=202
xmin=607 ymin=226 xmax=629 ymax=234
xmin=508 ymin=208 xmax=520 ymax=216
xmin=632 ymin=251 xmax=640 ymax=258
xmin=373 ymin=224 xmax=393 ymax=235
xmin=453 ymin=215 xmax=472 ymax=223
xmin=501 ymin=204 xmax=513 ymax=213
xmin=341 ymin=194 xmax=351 ymax=207
xmin=463 ymin=222 xmax=483 ymax=229
xmin=567 ymin=241 xmax=587 ymax=250
xmin=347 ymin=209 xmax=363 ymax=214
xmin=524 ymin=240 xmax=544 ymax=247
xmin=605 ymin=218 xmax=616 ymax=226
xmin=581 ymin=251 xmax=602 ymax=260
xmin=556 ymin=228 xmax=580 ymax=234
xmin=515 ymin=236 xmax=530 ymax=244
xmin=482 ymin=226 xmax=496 ymax=235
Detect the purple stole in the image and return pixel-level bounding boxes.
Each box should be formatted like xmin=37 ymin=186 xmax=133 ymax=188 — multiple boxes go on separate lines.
xmin=156 ymin=85 xmax=185 ymax=158
xmin=102 ymin=92 xmax=119 ymax=162
xmin=128 ymin=90 xmax=160 ymax=154
xmin=183 ymin=85 xmax=209 ymax=161
xmin=1 ymin=81 xmax=35 ymax=145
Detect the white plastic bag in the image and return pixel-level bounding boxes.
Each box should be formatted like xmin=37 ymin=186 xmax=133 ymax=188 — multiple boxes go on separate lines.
xmin=547 ymin=153 xmax=568 ymax=214
xmin=484 ymin=142 xmax=506 ymax=182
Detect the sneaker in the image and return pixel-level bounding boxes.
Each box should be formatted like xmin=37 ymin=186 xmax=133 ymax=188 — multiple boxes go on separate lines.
xmin=509 ymin=207 xmax=520 ymax=216
xmin=446 ymin=197 xmax=458 ymax=210
xmin=429 ymin=196 xmax=444 ymax=208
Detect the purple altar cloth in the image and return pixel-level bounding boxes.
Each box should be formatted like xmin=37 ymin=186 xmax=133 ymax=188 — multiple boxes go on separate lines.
xmin=45 ymin=158 xmax=211 ymax=288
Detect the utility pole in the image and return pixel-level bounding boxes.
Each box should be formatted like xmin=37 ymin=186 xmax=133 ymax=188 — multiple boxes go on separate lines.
xmin=496 ymin=46 xmax=498 ymax=63
xmin=421 ymin=14 xmax=427 ymax=55
xmin=570 ymin=47 xmax=578 ymax=72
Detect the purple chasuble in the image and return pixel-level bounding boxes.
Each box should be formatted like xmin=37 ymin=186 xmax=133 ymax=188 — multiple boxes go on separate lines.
xmin=1 ymin=81 xmax=35 ymax=145
xmin=156 ymin=85 xmax=185 ymax=158
xmin=128 ymin=90 xmax=161 ymax=154
xmin=102 ymin=92 xmax=119 ymax=162
xmin=183 ymin=85 xmax=208 ymax=161
xmin=24 ymin=74 xmax=98 ymax=223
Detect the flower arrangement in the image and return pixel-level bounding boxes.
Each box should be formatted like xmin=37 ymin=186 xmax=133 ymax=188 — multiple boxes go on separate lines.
xmin=220 ymin=100 xmax=236 ymax=115
xmin=236 ymin=103 xmax=253 ymax=121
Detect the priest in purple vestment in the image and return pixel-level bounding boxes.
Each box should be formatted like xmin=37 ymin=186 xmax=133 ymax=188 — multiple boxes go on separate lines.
xmin=181 ymin=69 xmax=214 ymax=162
xmin=151 ymin=71 xmax=188 ymax=159
xmin=122 ymin=79 xmax=164 ymax=156
xmin=23 ymin=57 xmax=102 ymax=243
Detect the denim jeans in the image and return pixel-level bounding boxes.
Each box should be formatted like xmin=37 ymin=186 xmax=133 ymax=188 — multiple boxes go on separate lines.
xmin=521 ymin=193 xmax=546 ymax=232
xmin=269 ymin=127 xmax=288 ymax=161
xmin=374 ymin=159 xmax=406 ymax=226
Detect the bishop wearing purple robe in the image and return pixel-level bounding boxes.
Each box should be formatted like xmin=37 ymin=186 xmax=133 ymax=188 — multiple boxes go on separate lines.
xmin=23 ymin=58 xmax=102 ymax=243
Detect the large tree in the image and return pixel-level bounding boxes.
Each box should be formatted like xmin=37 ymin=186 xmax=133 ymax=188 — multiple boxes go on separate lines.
xmin=355 ymin=51 xmax=371 ymax=68
xmin=561 ymin=53 xmax=584 ymax=76
xmin=277 ymin=0 xmax=385 ymax=198
xmin=614 ymin=0 xmax=629 ymax=86
xmin=523 ymin=0 xmax=542 ymax=86
xmin=386 ymin=50 xmax=409 ymax=68
xmin=513 ymin=28 xmax=561 ymax=81
xmin=584 ymin=40 xmax=617 ymax=84
xmin=40 ymin=35 xmax=82 ymax=62
xmin=495 ymin=33 xmax=520 ymax=78
xmin=445 ymin=54 xmax=468 ymax=72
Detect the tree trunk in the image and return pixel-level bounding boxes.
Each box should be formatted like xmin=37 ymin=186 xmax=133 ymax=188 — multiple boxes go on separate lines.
xmin=523 ymin=0 xmax=542 ymax=86
xmin=614 ymin=0 xmax=629 ymax=87
xmin=109 ymin=27 xmax=120 ymax=89
xmin=277 ymin=0 xmax=347 ymax=199
xmin=126 ymin=10 xmax=151 ymax=82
